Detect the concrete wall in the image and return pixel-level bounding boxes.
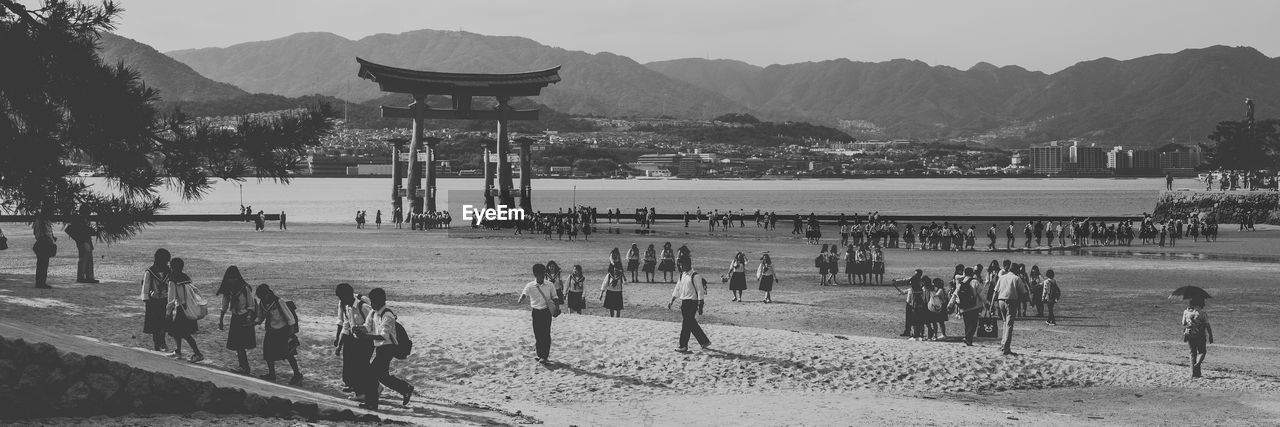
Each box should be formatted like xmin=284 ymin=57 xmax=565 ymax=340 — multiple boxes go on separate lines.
xmin=0 ymin=336 xmax=379 ymax=422
xmin=1152 ymin=191 xmax=1280 ymax=225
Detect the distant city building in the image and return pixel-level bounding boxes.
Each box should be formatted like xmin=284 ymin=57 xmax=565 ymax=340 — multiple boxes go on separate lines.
xmin=1029 ymin=143 xmax=1067 ymax=174
xmin=1158 ymin=144 xmax=1203 ymax=171
xmin=1009 ymin=152 xmax=1025 ymax=167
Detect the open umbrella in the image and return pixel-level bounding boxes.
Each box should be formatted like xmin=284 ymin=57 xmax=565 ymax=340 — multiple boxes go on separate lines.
xmin=1170 ymin=286 xmax=1211 ymax=300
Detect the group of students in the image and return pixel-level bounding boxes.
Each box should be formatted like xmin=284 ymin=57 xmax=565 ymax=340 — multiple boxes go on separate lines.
xmin=814 ymin=243 xmax=886 ymax=286
xmin=899 ymin=260 xmax=1062 ymax=350
xmin=138 ymin=249 xmax=303 ymax=383
xmin=137 ymin=248 xmax=415 ymax=410
xmin=240 ymin=205 xmax=282 ymax=231
xmin=1202 ymin=169 xmax=1279 ymax=192
xmin=518 ymin=246 xmax=714 ymax=363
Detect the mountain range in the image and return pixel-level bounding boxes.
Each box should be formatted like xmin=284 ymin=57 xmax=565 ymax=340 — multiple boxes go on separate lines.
xmin=106 ymin=28 xmax=1280 ymax=146
xmin=97 ymin=33 xmax=247 ymax=102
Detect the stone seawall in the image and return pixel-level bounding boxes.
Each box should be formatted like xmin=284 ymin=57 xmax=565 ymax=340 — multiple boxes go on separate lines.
xmin=1153 ymin=191 xmax=1280 ymax=224
xmin=0 ymin=337 xmax=379 ymax=422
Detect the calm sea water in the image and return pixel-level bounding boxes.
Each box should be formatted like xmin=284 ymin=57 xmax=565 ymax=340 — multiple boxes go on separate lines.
xmin=84 ymin=177 xmax=1194 ymax=224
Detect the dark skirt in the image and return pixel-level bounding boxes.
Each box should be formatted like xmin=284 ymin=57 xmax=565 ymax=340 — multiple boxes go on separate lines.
xmin=873 ymin=262 xmax=885 ymax=275
xmin=603 ymin=290 xmax=624 ymax=310
xmin=658 ymin=259 xmax=676 ymax=272
xmin=567 ymin=291 xmax=585 ymax=310
xmin=758 ymin=275 xmax=775 ymax=292
xmin=262 ymin=327 xmax=297 ymax=361
xmin=226 ymin=313 xmax=257 ymax=351
xmin=827 ymin=261 xmax=838 ymax=275
xmin=861 ymin=261 xmax=873 ymax=274
xmin=626 ymin=259 xmax=640 ymax=272
xmin=167 ymin=307 xmax=197 ymax=339
xmin=642 ymin=260 xmax=656 ymax=273
xmin=729 ymin=271 xmax=747 ymax=290
xmin=143 ymin=298 xmax=168 ymax=334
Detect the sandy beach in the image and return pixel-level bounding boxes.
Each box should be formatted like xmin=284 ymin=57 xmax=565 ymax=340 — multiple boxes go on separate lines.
xmin=2 ymin=220 xmax=1279 ymax=425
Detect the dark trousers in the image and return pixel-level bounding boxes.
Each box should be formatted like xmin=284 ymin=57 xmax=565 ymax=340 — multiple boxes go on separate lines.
xmin=341 ymin=335 xmax=373 ymax=390
xmin=679 ymin=300 xmax=710 ymax=348
xmin=531 ymin=308 xmax=552 ymax=360
xmin=364 ymin=345 xmax=411 ymax=408
xmin=1046 ymin=302 xmax=1056 ymax=324
xmin=76 ymin=241 xmax=94 ymax=282
xmin=962 ymin=311 xmax=979 ymax=344
xmin=35 ymin=255 xmax=50 ymax=287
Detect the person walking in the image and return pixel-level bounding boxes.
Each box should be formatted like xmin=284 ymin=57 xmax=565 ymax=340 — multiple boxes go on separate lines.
xmin=1042 ymin=269 xmax=1061 ymax=325
xmin=217 ymin=266 xmax=258 ymax=375
xmin=599 ymin=264 xmax=626 ymax=317
xmin=756 ymin=253 xmax=776 ymax=303
xmin=333 ymin=283 xmax=372 ymax=396
xmin=517 ymin=264 xmax=555 ymax=364
xmin=165 ymin=258 xmax=205 ymax=363
xmin=992 ymin=260 xmax=1023 ymax=355
xmin=1182 ymin=298 xmax=1214 ymax=378
xmin=726 ymin=252 xmax=748 ymax=302
xmin=279 ymin=211 xmax=287 ymax=230
xmin=139 ymin=248 xmax=172 ymax=352
xmin=905 ymin=271 xmax=928 ymax=341
xmin=668 ymin=255 xmax=710 ymax=352
xmin=361 ymin=287 xmax=414 ymax=409
xmin=375 ymin=210 xmax=382 ymax=229
xmin=255 ymin=284 xmax=303 ymax=384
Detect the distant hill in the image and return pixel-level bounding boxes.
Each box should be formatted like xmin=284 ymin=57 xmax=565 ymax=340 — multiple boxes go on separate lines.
xmin=98 ymin=33 xmax=247 ymax=102
xmin=166 ymin=30 xmax=747 ymax=119
xmin=649 ymin=46 xmax=1280 ymax=146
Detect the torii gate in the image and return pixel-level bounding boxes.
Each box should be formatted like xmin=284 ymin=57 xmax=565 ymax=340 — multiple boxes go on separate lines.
xmin=356 ymin=58 xmax=561 ymax=215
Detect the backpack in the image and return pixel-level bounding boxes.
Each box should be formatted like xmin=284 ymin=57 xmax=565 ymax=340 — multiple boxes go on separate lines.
xmin=1046 ymin=280 xmax=1062 ymax=301
xmin=284 ymin=300 xmax=300 ymax=333
xmin=183 ymin=282 xmax=209 ymax=320
xmin=814 ymin=255 xmax=824 ymax=268
xmin=382 ymin=308 xmax=413 ymax=359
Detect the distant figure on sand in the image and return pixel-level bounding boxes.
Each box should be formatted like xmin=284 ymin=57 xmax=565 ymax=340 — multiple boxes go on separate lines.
xmin=279 ymin=211 xmax=287 ymax=230
xmin=375 ymin=210 xmax=382 ymax=229
xmin=518 ymin=264 xmax=555 ymax=364
xmin=625 ymin=243 xmax=641 ymax=282
xmin=757 ymin=253 xmax=776 ymax=303
xmin=65 ymin=208 xmax=98 ymax=283
xmin=726 ymin=252 xmax=747 ymax=301
xmin=658 ymin=242 xmax=676 ymax=282
xmin=669 ymin=255 xmax=710 ymax=352
xmin=1182 ymin=298 xmax=1214 ymax=378
xmin=566 ymin=265 xmax=586 ymax=314
xmin=600 ymin=264 xmax=627 ymax=317
xmin=642 ymin=244 xmax=657 ymax=282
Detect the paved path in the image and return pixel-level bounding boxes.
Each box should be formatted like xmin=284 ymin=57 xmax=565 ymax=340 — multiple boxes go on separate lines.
xmin=0 ymin=319 xmax=519 ymax=426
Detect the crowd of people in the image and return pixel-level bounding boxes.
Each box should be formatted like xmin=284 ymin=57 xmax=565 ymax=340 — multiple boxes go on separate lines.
xmin=896 ymin=259 xmax=1063 ymax=355
xmin=519 ymin=243 xmax=716 ymax=362
xmin=137 ymin=247 xmax=416 ymax=411
xmin=1200 ymin=170 xmax=1279 ymax=192
xmin=239 ymin=205 xmax=284 ymax=231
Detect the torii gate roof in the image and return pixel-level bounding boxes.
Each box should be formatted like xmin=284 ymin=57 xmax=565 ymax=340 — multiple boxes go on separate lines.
xmin=356 ymin=57 xmax=561 ymax=97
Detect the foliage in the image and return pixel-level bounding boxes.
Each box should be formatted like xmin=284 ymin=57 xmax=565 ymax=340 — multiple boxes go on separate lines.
xmin=633 ymin=119 xmax=854 ymax=147
xmin=1207 ymin=119 xmax=1280 ymax=170
xmin=712 ymin=113 xmax=760 ymax=124
xmin=0 ymin=0 xmax=335 ymax=244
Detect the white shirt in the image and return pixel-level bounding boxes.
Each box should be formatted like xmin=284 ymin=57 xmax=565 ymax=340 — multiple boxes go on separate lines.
xmin=672 ymin=272 xmax=705 ymax=301
xmin=521 ymin=281 xmax=552 ymax=310
xmin=365 ymin=305 xmax=398 ymax=347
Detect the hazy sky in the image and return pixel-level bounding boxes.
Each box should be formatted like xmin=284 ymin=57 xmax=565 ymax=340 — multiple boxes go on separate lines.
xmin=111 ymin=0 xmax=1280 ymax=73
